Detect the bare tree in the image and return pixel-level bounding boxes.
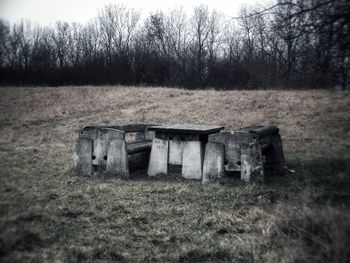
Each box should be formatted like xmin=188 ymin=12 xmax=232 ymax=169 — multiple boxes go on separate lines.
xmin=80 ymin=20 xmax=100 ymax=65
xmin=145 ymin=12 xmax=168 ymax=57
xmin=0 ymin=1 xmax=348 ymax=89
xmin=51 ymin=21 xmax=70 ymax=69
xmin=99 ymin=4 xmax=140 ymax=60
xmin=191 ymin=5 xmax=211 ymax=87
xmin=239 ymin=6 xmax=256 ymax=63
xmin=0 ymin=19 xmax=10 ymax=68
xmin=167 ymin=8 xmax=190 ymax=61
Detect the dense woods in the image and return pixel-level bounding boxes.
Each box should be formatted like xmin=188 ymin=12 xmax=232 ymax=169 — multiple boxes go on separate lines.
xmin=0 ymin=0 xmax=349 ymax=89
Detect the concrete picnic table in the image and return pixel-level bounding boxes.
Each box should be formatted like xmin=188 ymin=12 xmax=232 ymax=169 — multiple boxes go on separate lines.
xmin=147 ymin=124 xmax=224 ymax=179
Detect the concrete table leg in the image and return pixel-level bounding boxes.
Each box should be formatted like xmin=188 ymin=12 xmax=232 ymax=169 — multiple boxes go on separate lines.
xmin=182 ymin=141 xmax=203 ymax=180
xmin=147 ymin=138 xmax=169 ymax=177
xmin=169 ymin=136 xmax=183 ymax=165
xmin=202 ymin=142 xmax=225 ymax=183
xmin=106 ymin=139 xmax=129 ymax=178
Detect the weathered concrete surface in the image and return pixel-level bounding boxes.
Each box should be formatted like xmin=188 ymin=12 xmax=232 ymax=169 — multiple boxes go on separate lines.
xmin=208 ymin=132 xmax=228 ymax=145
xmin=271 ymin=134 xmax=286 ymax=166
xmin=241 ymin=142 xmax=264 ymax=182
xmin=74 ymin=138 xmax=93 ymax=176
xmin=225 ymin=134 xmax=242 ymax=171
xmin=92 ymin=138 xmax=108 ymax=166
xmin=149 ymin=124 xmax=224 ymax=134
xmin=182 ymin=141 xmax=202 ymax=180
xmin=147 ymin=138 xmax=169 ymax=177
xmin=79 ymin=127 xmax=125 ymax=166
xmin=169 ymin=136 xmax=183 ymax=165
xmin=79 ymin=127 xmax=125 ymax=141
xmin=101 ymin=128 xmax=125 ymax=141
xmin=132 ymin=130 xmax=155 ymax=142
xmin=202 ymin=142 xmax=224 ymax=183
xmin=106 ymin=139 xmax=129 ymax=177
xmin=145 ymin=131 xmax=156 ymax=141
xmin=209 ymin=131 xmax=258 ymax=172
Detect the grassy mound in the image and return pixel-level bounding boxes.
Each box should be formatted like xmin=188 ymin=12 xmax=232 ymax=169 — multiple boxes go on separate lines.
xmin=0 ymin=86 xmax=349 ymax=262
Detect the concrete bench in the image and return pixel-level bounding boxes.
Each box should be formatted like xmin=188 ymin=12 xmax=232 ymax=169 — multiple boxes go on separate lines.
xmin=73 ymin=124 xmax=155 ymax=177
xmin=202 ymin=125 xmax=286 ymax=183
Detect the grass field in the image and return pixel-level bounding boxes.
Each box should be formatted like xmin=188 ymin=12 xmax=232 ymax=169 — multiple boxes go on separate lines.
xmin=0 ymin=86 xmax=349 ymax=262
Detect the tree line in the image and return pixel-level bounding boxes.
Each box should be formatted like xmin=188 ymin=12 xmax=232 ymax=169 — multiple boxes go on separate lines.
xmin=0 ymin=0 xmax=349 ymax=89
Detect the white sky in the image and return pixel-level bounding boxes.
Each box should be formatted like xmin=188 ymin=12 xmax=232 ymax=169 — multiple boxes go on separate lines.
xmin=0 ymin=0 xmax=269 ymax=25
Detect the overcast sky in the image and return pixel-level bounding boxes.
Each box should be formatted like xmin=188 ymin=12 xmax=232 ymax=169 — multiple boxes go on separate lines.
xmin=0 ymin=0 xmax=269 ymax=25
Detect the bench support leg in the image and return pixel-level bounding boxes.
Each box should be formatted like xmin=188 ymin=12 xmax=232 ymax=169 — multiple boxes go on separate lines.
xmin=241 ymin=142 xmax=264 ymax=182
xmin=74 ymin=138 xmax=93 ymax=176
xmin=271 ymin=134 xmax=286 ymax=173
xmin=202 ymin=142 xmax=224 ymax=183
xmin=106 ymin=140 xmax=129 ymax=178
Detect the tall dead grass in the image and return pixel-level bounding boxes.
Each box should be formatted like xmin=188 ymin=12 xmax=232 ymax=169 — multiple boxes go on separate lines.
xmin=205 ymin=205 xmax=350 ymax=262
xmin=0 ymin=86 xmax=349 ymax=262
xmin=0 ymin=86 xmax=349 ymax=156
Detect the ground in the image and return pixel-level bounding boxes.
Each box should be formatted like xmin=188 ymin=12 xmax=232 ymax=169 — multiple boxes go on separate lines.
xmin=0 ymin=86 xmax=349 ymax=262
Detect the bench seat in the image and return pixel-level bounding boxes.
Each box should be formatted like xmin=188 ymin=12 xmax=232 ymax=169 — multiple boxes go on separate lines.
xmin=127 ymin=140 xmax=152 ymax=154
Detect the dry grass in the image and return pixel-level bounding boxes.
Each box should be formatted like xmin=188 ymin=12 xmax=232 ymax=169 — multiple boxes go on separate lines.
xmin=0 ymin=86 xmax=349 ymax=262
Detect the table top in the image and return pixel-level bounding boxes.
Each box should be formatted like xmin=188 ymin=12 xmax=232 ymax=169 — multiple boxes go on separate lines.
xmin=148 ymin=124 xmax=224 ymax=135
